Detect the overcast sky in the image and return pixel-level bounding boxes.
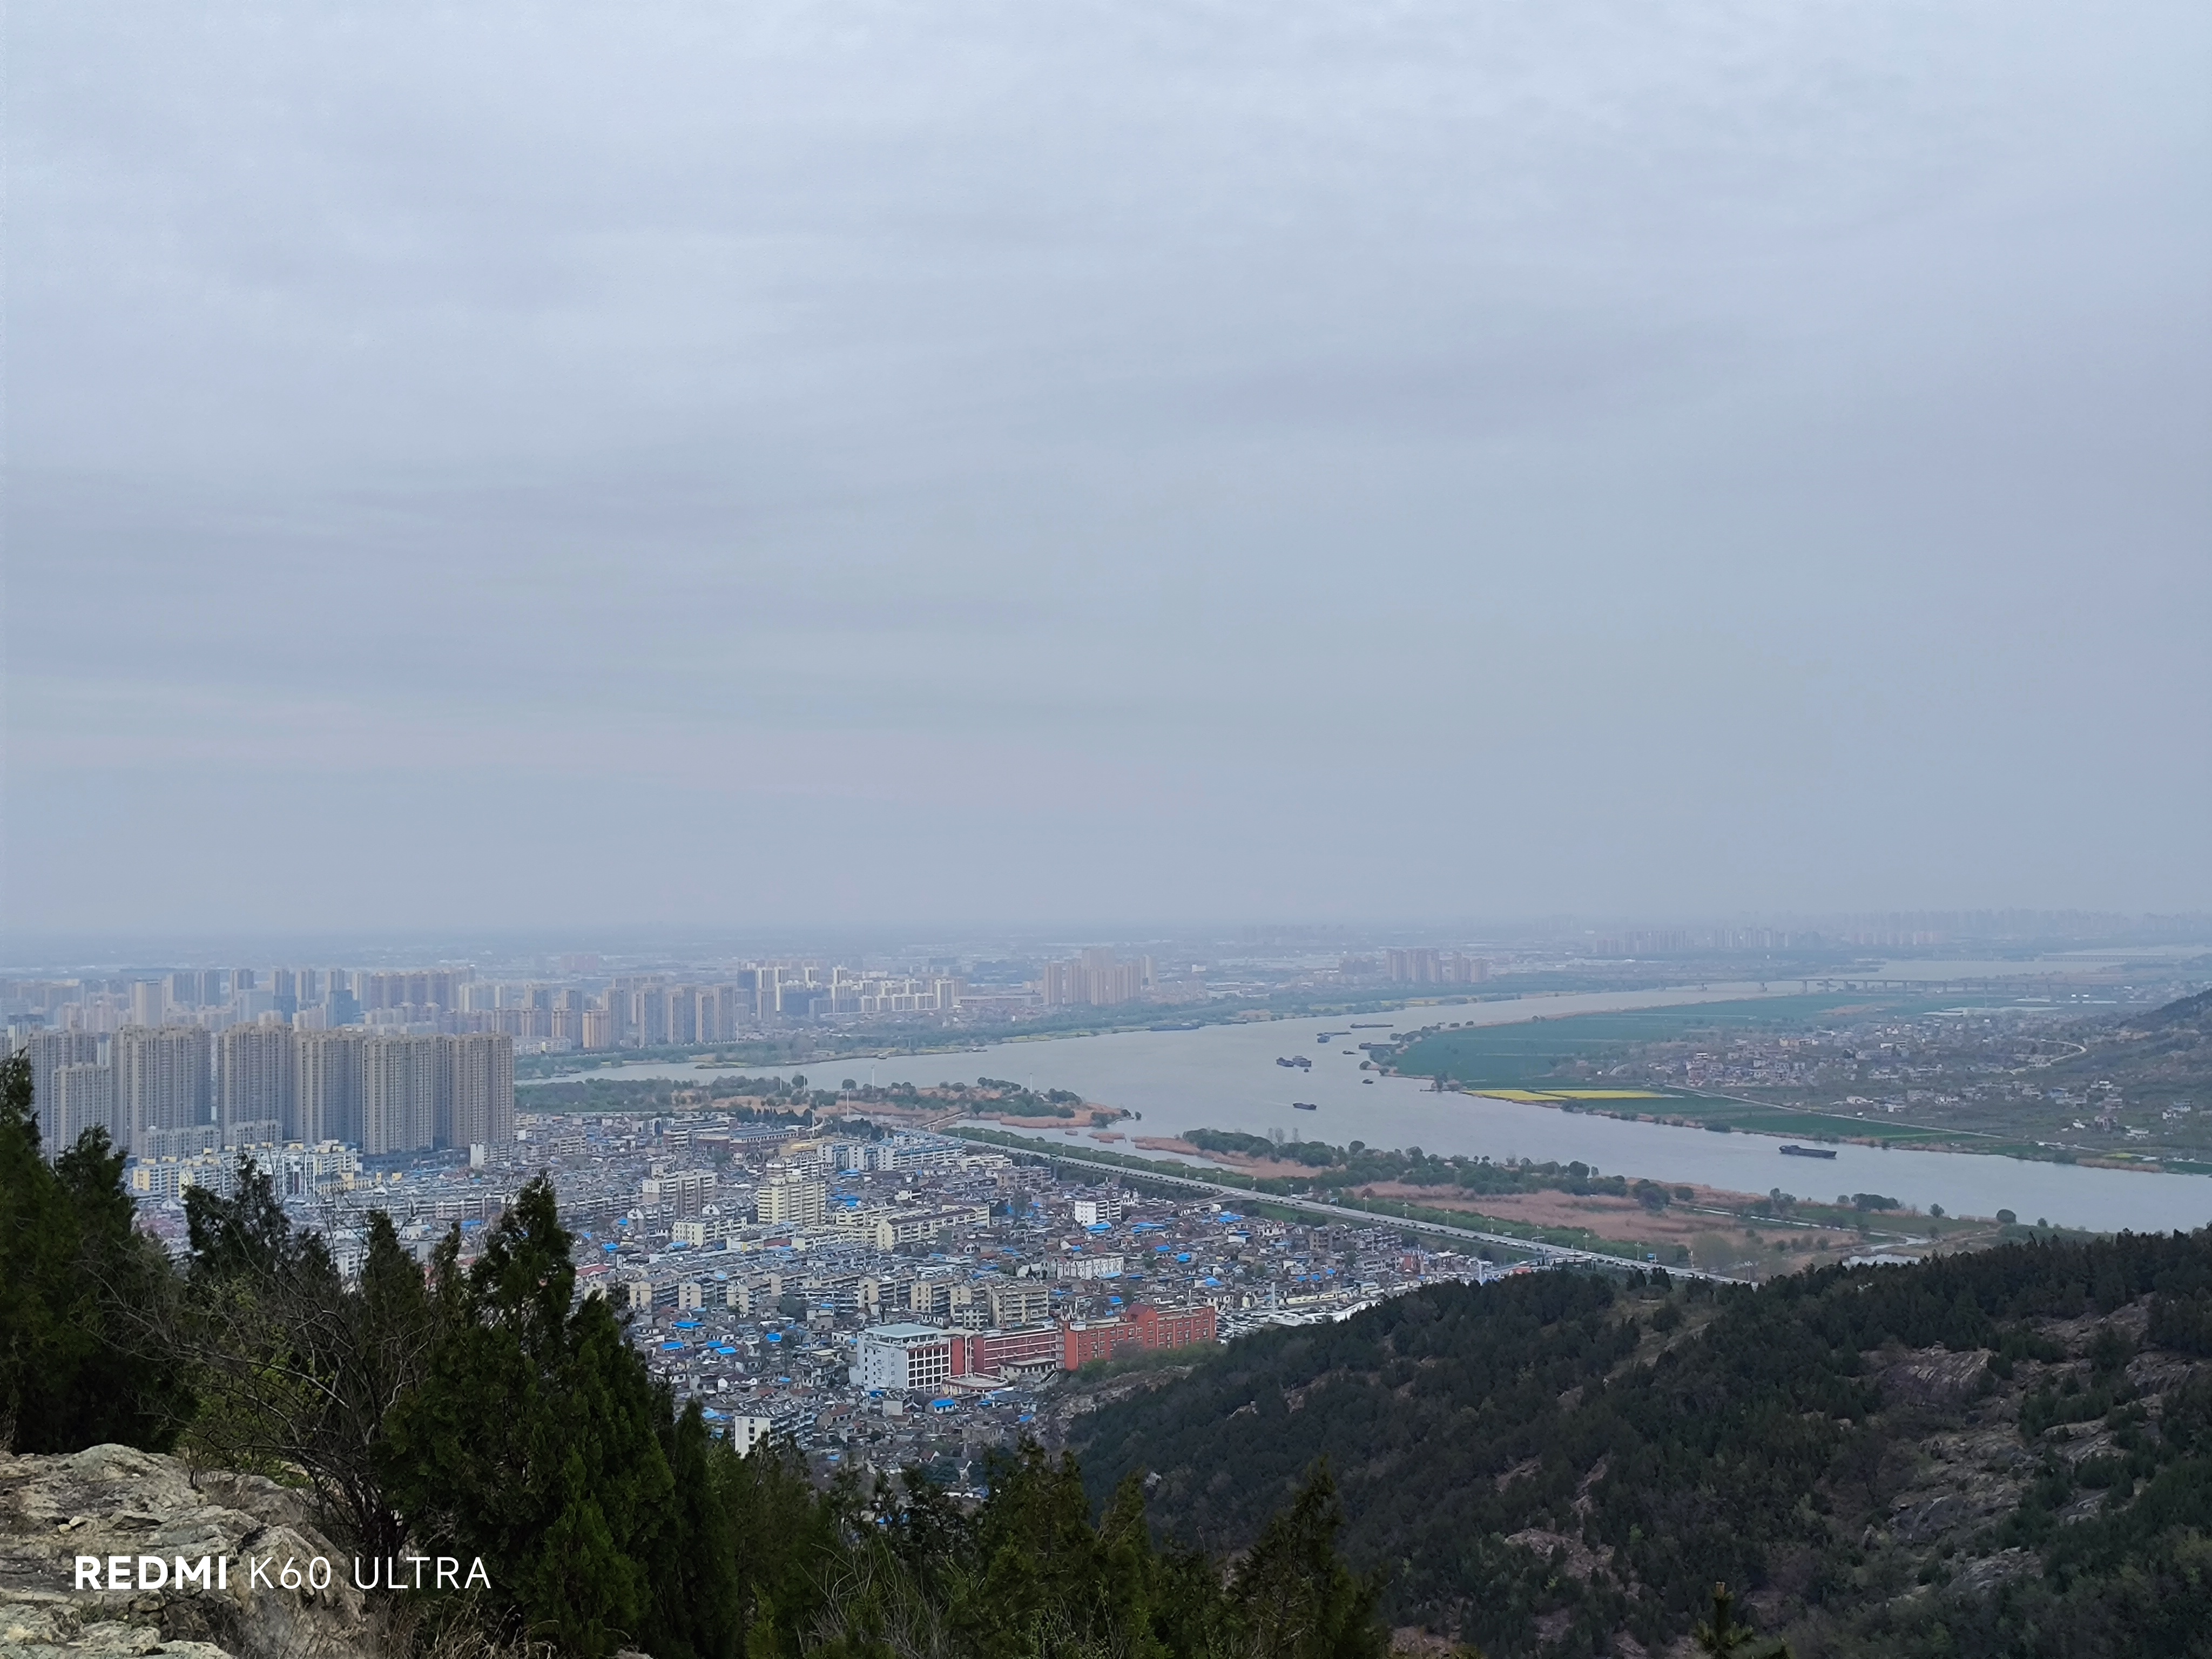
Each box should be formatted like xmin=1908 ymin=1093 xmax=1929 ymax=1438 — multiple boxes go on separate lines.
xmin=9 ymin=1 xmax=2208 ymax=940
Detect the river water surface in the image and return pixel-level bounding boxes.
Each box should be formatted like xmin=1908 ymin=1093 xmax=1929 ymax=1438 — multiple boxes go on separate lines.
xmin=523 ymin=984 xmax=2212 ymax=1234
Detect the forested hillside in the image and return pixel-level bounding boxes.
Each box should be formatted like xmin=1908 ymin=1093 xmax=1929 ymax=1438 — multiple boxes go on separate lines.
xmin=2068 ymin=987 xmax=2212 ymax=1101
xmin=1069 ymin=1231 xmax=2212 ymax=1658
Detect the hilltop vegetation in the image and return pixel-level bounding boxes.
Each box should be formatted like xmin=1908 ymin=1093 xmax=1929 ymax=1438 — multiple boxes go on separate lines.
xmin=2066 ymin=987 xmax=2212 ymax=1102
xmin=1069 ymin=1229 xmax=2212 ymax=1657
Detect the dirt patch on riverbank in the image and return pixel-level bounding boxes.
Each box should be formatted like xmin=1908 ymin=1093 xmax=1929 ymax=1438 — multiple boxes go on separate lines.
xmin=961 ymin=1110 xmax=1124 ymax=1133
xmin=1356 ymin=1184 xmax=1727 ymax=1245
xmin=1132 ymin=1135 xmax=1330 ymax=1181
xmin=1353 ymin=1181 xmax=1876 ymax=1272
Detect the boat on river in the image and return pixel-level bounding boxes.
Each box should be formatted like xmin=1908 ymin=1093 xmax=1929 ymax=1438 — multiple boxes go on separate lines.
xmin=1779 ymin=1144 xmax=1838 ymax=1159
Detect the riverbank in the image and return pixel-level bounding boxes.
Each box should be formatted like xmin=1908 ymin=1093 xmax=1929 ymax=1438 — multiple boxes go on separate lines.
xmin=955 ymin=1124 xmax=2033 ymax=1280
xmin=1123 ymin=1131 xmax=1943 ymax=1271
xmin=517 ymin=986 xmax=2212 ymax=1232
xmin=1379 ymin=994 xmax=2208 ymax=1173
xmin=1448 ymin=1081 xmax=2196 ymax=1173
xmin=513 ymin=979 xmax=1809 ymax=1081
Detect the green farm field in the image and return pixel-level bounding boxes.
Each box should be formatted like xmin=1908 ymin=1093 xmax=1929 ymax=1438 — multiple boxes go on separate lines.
xmin=1386 ymin=992 xmax=1961 ymax=1084
xmin=1390 ymin=992 xmax=1973 ymax=1147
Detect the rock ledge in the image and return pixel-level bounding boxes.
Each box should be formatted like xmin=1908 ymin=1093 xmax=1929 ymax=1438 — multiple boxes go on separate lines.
xmin=0 ymin=1444 xmax=375 ymax=1659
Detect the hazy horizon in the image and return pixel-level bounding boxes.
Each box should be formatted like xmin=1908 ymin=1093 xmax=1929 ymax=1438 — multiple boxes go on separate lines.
xmin=5 ymin=914 xmax=2206 ymax=979
xmin=11 ymin=1 xmax=2208 ymax=936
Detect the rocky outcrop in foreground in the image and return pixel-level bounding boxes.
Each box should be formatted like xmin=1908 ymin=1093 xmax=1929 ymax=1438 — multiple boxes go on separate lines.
xmin=0 ymin=1444 xmax=375 ymax=1659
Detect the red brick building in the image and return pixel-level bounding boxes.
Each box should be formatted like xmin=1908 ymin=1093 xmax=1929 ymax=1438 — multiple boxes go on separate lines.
xmin=1060 ymin=1302 xmax=1218 ymax=1370
xmin=947 ymin=1323 xmax=1064 ymax=1378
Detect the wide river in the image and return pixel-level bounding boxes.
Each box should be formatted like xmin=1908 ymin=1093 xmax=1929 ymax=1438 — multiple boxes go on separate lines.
xmin=522 ymin=983 xmax=2212 ymax=1235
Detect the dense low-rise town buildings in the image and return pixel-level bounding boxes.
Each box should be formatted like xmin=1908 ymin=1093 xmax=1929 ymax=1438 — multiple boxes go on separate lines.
xmin=103 ymin=1089 xmax=1511 ymax=1479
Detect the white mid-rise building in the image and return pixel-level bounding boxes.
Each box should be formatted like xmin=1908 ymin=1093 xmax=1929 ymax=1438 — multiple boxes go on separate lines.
xmin=758 ymin=1176 xmax=827 ymax=1228
xmin=851 ymin=1323 xmax=954 ymax=1392
xmin=129 ymin=1150 xmax=234 ymax=1202
xmin=726 ymin=1415 xmax=773 ymax=1455
xmin=1053 ymin=1254 xmax=1125 ymax=1280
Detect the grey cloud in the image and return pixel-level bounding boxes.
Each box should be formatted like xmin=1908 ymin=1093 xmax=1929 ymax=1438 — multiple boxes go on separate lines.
xmin=6 ymin=0 xmax=2207 ymax=933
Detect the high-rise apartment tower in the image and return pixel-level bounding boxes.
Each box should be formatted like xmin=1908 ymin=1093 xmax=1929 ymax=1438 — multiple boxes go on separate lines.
xmin=25 ymin=1030 xmax=101 ymax=1158
xmin=220 ymin=1022 xmax=296 ymax=1149
xmin=114 ymin=1024 xmax=214 ymax=1158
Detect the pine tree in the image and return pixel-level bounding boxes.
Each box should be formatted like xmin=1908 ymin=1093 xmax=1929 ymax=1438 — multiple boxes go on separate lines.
xmin=1692 ymin=1582 xmax=1792 ymax=1658
xmin=383 ymin=1176 xmax=738 ymax=1658
xmin=1230 ymin=1463 xmax=1388 ymax=1659
xmin=0 ymin=1049 xmax=186 ymax=1452
xmin=341 ymin=1209 xmax=441 ymax=1556
xmin=969 ymin=1444 xmax=1124 ymax=1657
xmin=717 ymin=1437 xmax=855 ymax=1658
xmin=648 ymin=1401 xmax=744 ymax=1659
xmin=166 ymin=1159 xmax=433 ymax=1556
xmin=184 ymin=1154 xmax=301 ymax=1282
